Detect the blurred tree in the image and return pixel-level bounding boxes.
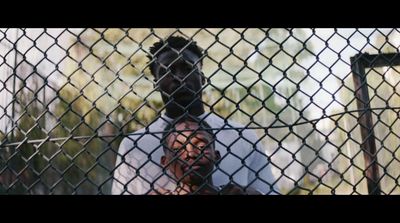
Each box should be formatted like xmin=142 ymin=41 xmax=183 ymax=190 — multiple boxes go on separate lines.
xmin=0 ymin=130 xmax=6 ymax=193
xmin=3 ymin=62 xmax=49 ymax=194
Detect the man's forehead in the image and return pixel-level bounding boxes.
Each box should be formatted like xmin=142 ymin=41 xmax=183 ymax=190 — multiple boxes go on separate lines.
xmin=167 ymin=122 xmax=212 ymax=141
xmin=155 ymin=49 xmax=201 ymax=65
xmin=168 ymin=131 xmax=211 ymax=146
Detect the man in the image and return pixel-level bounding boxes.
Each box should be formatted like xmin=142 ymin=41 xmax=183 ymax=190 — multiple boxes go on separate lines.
xmin=150 ymin=117 xmax=261 ymax=195
xmin=112 ymin=36 xmax=278 ymax=195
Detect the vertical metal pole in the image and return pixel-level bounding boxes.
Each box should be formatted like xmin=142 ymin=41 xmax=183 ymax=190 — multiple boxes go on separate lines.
xmin=351 ymin=55 xmax=381 ymax=195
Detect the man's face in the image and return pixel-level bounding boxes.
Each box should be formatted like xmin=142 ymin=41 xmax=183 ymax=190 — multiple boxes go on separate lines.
xmin=162 ymin=121 xmax=219 ymax=186
xmin=153 ymin=50 xmax=204 ymax=107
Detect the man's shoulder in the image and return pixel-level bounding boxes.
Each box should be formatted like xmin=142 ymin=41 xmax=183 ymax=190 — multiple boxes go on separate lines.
xmin=205 ymin=113 xmax=244 ymax=128
xmin=148 ymin=188 xmax=173 ymax=195
xmin=118 ymin=118 xmax=165 ymax=149
xmin=124 ymin=117 xmax=166 ymax=137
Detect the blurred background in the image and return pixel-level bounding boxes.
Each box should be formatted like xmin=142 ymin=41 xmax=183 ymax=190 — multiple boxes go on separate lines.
xmin=0 ymin=28 xmax=399 ymax=194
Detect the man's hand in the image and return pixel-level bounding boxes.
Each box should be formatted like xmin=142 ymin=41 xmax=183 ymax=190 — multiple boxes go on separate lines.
xmin=220 ymin=184 xmax=262 ymax=195
xmin=220 ymin=184 xmax=246 ymax=195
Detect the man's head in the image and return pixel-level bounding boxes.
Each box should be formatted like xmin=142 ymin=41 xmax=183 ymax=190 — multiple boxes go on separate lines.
xmin=147 ymin=36 xmax=206 ymax=117
xmin=160 ymin=117 xmax=220 ymax=186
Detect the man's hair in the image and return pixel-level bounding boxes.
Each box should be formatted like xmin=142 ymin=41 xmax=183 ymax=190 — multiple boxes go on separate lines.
xmin=161 ymin=116 xmax=215 ymax=154
xmin=147 ymin=36 xmax=204 ymax=76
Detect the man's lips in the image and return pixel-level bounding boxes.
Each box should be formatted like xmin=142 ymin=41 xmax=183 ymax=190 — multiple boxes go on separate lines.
xmin=183 ymin=164 xmax=203 ymax=172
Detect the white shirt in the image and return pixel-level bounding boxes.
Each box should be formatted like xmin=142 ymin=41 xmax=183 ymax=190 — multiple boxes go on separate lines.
xmin=111 ymin=112 xmax=278 ymax=195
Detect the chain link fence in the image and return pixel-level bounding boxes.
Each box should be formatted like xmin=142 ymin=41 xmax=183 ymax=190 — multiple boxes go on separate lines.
xmin=1 ymin=28 xmax=400 ymax=195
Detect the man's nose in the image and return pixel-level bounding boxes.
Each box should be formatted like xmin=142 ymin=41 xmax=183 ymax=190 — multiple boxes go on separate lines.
xmin=176 ymin=61 xmax=194 ymax=77
xmin=175 ymin=70 xmax=191 ymax=83
xmin=184 ymin=144 xmax=201 ymax=160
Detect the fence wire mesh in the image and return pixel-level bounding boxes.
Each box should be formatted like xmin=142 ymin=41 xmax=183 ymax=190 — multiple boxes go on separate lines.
xmin=1 ymin=28 xmax=400 ymax=195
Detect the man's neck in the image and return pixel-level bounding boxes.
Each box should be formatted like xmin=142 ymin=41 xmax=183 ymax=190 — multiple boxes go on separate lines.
xmin=165 ymin=102 xmax=205 ymax=119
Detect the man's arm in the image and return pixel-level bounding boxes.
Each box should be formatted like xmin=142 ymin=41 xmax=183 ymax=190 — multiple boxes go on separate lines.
xmin=245 ymin=187 xmax=263 ymax=195
xmin=111 ymin=137 xmax=151 ymax=195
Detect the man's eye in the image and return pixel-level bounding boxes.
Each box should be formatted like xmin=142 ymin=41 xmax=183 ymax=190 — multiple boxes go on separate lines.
xmin=172 ymin=148 xmax=183 ymax=155
xmin=197 ymin=145 xmax=207 ymax=150
xmin=158 ymin=68 xmax=167 ymax=76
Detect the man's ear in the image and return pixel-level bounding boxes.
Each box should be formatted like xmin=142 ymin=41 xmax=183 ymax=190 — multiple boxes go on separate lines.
xmin=214 ymin=150 xmax=221 ymax=163
xmin=200 ymin=72 xmax=206 ymax=85
xmin=153 ymin=78 xmax=159 ymax=89
xmin=196 ymin=63 xmax=206 ymax=85
xmin=152 ymin=62 xmax=161 ymax=88
xmin=160 ymin=155 xmax=167 ymax=167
